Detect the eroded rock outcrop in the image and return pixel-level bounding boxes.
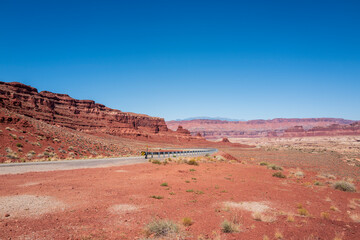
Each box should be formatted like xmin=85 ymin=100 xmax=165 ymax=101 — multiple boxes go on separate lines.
xmin=0 ymin=81 xmax=199 ymax=141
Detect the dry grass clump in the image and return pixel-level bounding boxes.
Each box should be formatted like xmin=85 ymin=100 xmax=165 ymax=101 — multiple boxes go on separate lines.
xmin=273 ymin=172 xmax=286 ymax=178
xmin=349 ymin=213 xmax=360 ymax=222
xmin=144 ymin=219 xmax=179 ymax=237
xmin=221 ymin=219 xmax=239 ymax=233
xmin=330 ymin=206 xmax=338 ymax=211
xmin=187 ymin=159 xmax=199 ymax=166
xmin=252 ymin=212 xmax=276 ymax=222
xmin=150 ymin=159 xmax=162 ymax=165
xmin=287 ymin=214 xmax=295 ymax=222
xmin=318 ymin=173 xmax=336 ymax=180
xmin=297 ymin=204 xmax=309 ymax=216
xmin=294 ymin=171 xmax=305 ymax=178
xmin=267 ymin=164 xmax=283 ymax=171
xmin=274 ymin=230 xmax=283 ymax=239
xmin=150 ymin=195 xmax=164 ymax=199
xmin=182 ymin=217 xmax=193 ymax=226
xmin=259 ymin=162 xmax=269 ymax=166
xmin=320 ymin=211 xmax=330 ymax=219
xmin=333 ymin=181 xmax=356 ymax=192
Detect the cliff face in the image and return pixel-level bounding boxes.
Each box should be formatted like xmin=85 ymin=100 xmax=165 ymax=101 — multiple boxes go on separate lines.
xmin=0 ymin=81 xmax=182 ymax=139
xmin=167 ymin=118 xmax=356 ymax=139
xmin=282 ymin=122 xmax=360 ymax=137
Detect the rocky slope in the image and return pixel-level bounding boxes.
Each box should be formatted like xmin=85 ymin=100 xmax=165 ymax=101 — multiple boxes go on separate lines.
xmin=0 ymin=81 xmax=211 ymax=163
xmin=166 ymin=118 xmax=356 ymax=139
xmin=0 ymin=81 xmax=203 ymax=141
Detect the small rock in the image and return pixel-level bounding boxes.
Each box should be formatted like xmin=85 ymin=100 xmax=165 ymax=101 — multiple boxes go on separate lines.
xmin=5 ymin=214 xmax=10 ymax=217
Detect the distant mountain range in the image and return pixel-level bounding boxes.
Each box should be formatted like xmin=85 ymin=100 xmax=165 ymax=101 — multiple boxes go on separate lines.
xmin=173 ymin=117 xmax=245 ymax=122
xmin=166 ymin=117 xmax=358 ymax=139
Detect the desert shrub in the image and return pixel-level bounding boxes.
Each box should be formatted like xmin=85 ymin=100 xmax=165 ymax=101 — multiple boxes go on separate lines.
xmin=195 ymin=190 xmax=204 ymax=194
xmin=260 ymin=162 xmax=269 ymax=166
xmin=252 ymin=212 xmax=262 ymax=221
xmin=333 ymin=181 xmax=356 ymax=192
xmin=150 ymin=195 xmax=163 ymax=199
xmin=160 ymin=182 xmax=168 ymax=187
xmin=151 ymin=159 xmax=161 ymax=165
xmin=287 ymin=215 xmax=295 ymax=222
xmin=182 ymin=217 xmax=193 ymax=226
xmin=144 ymin=219 xmax=179 ymax=237
xmin=186 ymin=189 xmax=194 ymax=192
xmin=297 ymin=207 xmax=309 ymax=216
xmin=6 ymin=152 xmax=18 ymax=159
xmin=16 ymin=143 xmax=23 ymax=148
xmin=274 ymin=230 xmax=283 ymax=239
xmin=221 ymin=220 xmax=239 ymax=233
xmin=314 ymin=181 xmax=322 ymax=186
xmin=273 ymin=172 xmax=286 ymax=178
xmin=189 ymin=169 xmax=196 ymax=172
xmin=321 ymin=212 xmax=330 ymax=219
xmin=268 ymin=164 xmax=283 ymax=170
xmin=330 ymin=206 xmax=338 ymax=211
xmin=9 ymin=133 xmax=17 ymax=139
xmin=187 ymin=159 xmax=199 ymax=166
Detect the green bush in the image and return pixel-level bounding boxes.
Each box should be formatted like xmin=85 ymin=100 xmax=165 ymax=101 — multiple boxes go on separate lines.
xmin=160 ymin=182 xmax=168 ymax=187
xmin=16 ymin=143 xmax=23 ymax=148
xmin=259 ymin=162 xmax=268 ymax=166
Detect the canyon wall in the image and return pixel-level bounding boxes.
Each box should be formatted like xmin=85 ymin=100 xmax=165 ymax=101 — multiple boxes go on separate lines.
xmin=0 ymin=81 xmax=200 ymax=141
xmin=167 ymin=118 xmax=356 ymax=139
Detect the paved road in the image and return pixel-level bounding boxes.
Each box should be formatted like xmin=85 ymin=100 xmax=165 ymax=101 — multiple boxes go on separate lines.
xmin=0 ymin=150 xmax=216 ymax=175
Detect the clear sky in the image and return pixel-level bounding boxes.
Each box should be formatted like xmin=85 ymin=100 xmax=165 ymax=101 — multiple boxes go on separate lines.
xmin=1 ymin=0 xmax=359 ymax=121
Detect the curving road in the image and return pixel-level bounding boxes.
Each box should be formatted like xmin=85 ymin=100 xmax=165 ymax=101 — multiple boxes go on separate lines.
xmin=0 ymin=148 xmax=217 ymax=175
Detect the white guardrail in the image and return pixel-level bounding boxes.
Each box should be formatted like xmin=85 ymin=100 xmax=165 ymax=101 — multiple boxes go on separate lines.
xmin=141 ymin=148 xmax=217 ymax=159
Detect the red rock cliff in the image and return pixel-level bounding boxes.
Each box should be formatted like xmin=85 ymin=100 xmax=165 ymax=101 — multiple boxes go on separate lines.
xmin=0 ymin=81 xmax=171 ymax=138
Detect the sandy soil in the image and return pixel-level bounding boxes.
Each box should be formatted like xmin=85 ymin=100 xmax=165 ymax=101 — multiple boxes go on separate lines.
xmin=1 ymin=149 xmax=360 ymax=239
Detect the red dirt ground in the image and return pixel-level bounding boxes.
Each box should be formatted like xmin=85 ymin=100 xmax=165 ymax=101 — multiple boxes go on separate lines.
xmin=1 ymin=149 xmax=360 ymax=239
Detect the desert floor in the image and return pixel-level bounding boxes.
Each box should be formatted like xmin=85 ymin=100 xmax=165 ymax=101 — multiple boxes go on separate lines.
xmin=1 ymin=143 xmax=360 ymax=239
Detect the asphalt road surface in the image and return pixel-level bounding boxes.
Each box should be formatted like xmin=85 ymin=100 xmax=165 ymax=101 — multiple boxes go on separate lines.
xmin=0 ymin=150 xmax=215 ymax=175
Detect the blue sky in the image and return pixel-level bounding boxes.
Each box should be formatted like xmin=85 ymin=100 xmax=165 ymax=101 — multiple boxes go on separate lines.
xmin=1 ymin=0 xmax=359 ymax=121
